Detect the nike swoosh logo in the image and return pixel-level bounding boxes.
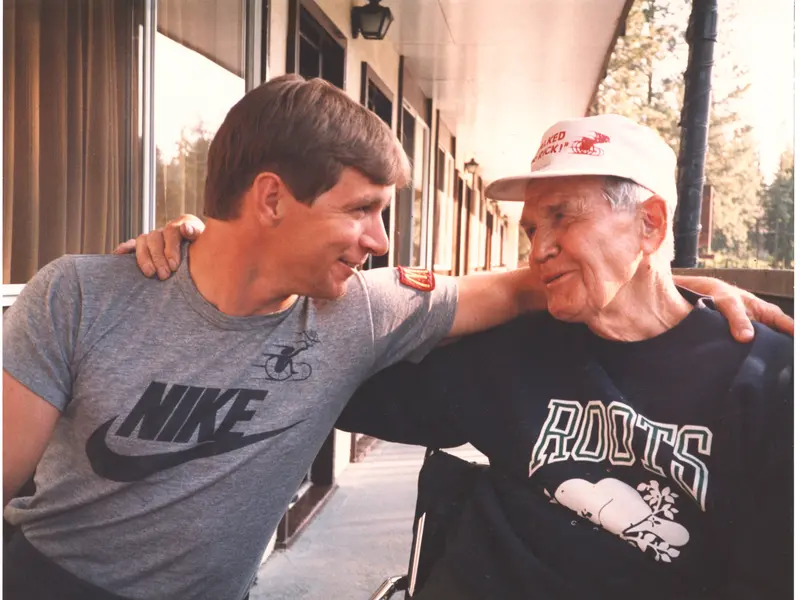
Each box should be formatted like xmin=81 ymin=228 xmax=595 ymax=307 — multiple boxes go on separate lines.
xmin=86 ymin=417 xmax=303 ymax=482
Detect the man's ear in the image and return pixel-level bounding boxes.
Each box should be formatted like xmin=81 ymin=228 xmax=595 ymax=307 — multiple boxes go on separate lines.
xmin=638 ymin=195 xmax=668 ymax=256
xmin=250 ymin=172 xmax=285 ymax=226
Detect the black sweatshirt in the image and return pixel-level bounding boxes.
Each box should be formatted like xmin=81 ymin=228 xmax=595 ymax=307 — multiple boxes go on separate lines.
xmin=337 ymin=305 xmax=793 ymax=599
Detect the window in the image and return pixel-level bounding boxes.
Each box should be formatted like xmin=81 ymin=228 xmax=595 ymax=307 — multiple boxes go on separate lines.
xmin=365 ymin=80 xmax=392 ymax=125
xmin=486 ymin=211 xmax=494 ymax=269
xmin=467 ymin=184 xmax=487 ymax=272
xmin=3 ymin=0 xmax=257 ymax=302
xmin=396 ymin=105 xmax=430 ymax=267
xmin=3 ymin=0 xmax=144 ymax=286
xmin=360 ymin=63 xmax=393 ymax=271
xmin=497 ymin=222 xmax=506 ymax=267
xmin=432 ymin=148 xmax=454 ymax=272
xmin=290 ymin=3 xmax=345 ymax=87
xmin=154 ymin=0 xmax=246 ymax=227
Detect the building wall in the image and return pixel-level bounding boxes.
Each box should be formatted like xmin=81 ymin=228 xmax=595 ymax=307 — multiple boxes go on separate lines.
xmin=269 ymin=0 xmax=290 ymax=78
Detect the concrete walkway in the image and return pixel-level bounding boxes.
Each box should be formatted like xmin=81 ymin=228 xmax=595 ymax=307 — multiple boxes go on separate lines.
xmin=250 ymin=441 xmax=486 ymax=600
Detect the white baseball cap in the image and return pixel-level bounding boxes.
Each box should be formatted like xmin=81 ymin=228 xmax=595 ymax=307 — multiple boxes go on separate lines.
xmin=485 ymin=114 xmax=677 ymax=210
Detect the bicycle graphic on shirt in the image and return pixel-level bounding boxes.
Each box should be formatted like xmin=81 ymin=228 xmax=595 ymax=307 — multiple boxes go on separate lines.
xmin=257 ymin=330 xmax=320 ymax=381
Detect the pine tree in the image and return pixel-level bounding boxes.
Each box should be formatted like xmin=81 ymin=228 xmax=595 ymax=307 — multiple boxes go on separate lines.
xmin=706 ymin=122 xmax=763 ymax=257
xmin=760 ymin=149 xmax=794 ymax=268
xmin=155 ymin=121 xmax=212 ymax=228
xmin=593 ymin=0 xmax=771 ymax=262
xmin=592 ymin=0 xmax=686 ymax=151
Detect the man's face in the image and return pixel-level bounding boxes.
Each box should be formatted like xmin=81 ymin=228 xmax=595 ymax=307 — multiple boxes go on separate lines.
xmin=520 ymin=176 xmax=644 ymax=323
xmin=276 ymin=167 xmax=392 ymax=300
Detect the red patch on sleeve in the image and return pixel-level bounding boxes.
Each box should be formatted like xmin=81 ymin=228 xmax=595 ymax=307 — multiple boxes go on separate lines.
xmin=397 ymin=267 xmax=435 ymax=292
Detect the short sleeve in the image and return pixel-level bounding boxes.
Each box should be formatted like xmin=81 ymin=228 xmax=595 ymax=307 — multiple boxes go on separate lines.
xmin=3 ymin=256 xmax=83 ymax=411
xmin=359 ymin=267 xmax=458 ymax=373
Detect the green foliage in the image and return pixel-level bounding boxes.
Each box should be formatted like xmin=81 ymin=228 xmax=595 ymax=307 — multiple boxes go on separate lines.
xmin=759 ymin=149 xmax=794 ymax=268
xmin=706 ymin=123 xmax=764 ymax=255
xmin=591 ymin=0 xmax=686 ymax=152
xmin=155 ymin=122 xmax=213 ymax=228
xmin=593 ymin=0 xmax=782 ymax=263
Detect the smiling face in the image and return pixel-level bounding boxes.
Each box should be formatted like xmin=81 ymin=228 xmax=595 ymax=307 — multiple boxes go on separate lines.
xmin=273 ymin=167 xmax=393 ymax=300
xmin=520 ymin=176 xmax=646 ymax=323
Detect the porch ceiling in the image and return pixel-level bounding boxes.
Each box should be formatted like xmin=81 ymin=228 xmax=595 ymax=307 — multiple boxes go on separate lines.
xmin=384 ymin=0 xmax=629 ymax=215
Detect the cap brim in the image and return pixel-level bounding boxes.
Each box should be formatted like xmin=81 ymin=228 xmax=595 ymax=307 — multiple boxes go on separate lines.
xmin=485 ymin=165 xmax=632 ymax=202
xmin=484 ymin=175 xmax=534 ymax=201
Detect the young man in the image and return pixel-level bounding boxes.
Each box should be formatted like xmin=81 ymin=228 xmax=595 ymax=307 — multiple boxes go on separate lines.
xmin=3 ymin=75 xmax=537 ymax=600
xmin=337 ymin=115 xmax=793 ymax=599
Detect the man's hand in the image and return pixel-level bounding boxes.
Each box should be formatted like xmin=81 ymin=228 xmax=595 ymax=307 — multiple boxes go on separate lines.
xmin=674 ymin=275 xmax=793 ymax=342
xmin=114 ymin=214 xmax=205 ymax=280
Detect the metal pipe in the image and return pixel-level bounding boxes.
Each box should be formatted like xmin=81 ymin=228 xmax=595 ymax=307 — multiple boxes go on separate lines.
xmin=141 ymin=0 xmax=157 ymax=233
xmin=673 ymin=0 xmax=717 ymax=268
xmin=368 ymin=575 xmax=407 ymax=600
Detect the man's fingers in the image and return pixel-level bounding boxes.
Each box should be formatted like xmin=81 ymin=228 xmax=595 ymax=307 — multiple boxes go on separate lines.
xmin=163 ymin=225 xmax=185 ymax=272
xmin=752 ymin=299 xmax=794 ymax=337
xmin=180 ymin=214 xmax=205 ymax=238
xmin=716 ymin=295 xmax=754 ymax=343
xmin=135 ymin=235 xmax=156 ymax=278
xmin=163 ymin=215 xmax=204 ymax=271
xmin=145 ymin=229 xmax=171 ymax=280
xmin=131 ymin=215 xmax=204 ymax=279
xmin=772 ymin=312 xmax=794 ymax=337
xmin=113 ymin=239 xmax=137 ymax=255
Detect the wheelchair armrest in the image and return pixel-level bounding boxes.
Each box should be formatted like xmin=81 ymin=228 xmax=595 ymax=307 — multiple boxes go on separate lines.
xmin=368 ymin=575 xmax=408 ymax=600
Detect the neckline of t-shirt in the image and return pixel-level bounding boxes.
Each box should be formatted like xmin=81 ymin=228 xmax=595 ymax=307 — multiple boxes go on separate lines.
xmin=584 ymin=302 xmax=719 ymax=357
xmin=175 ymin=242 xmax=299 ymax=331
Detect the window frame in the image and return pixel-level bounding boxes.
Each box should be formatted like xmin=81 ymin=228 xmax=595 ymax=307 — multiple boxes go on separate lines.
xmin=2 ymin=0 xmax=268 ymax=305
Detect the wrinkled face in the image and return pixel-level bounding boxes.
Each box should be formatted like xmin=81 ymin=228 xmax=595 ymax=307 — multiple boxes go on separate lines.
xmin=276 ymin=168 xmax=392 ymax=299
xmin=520 ymin=177 xmax=644 ymax=323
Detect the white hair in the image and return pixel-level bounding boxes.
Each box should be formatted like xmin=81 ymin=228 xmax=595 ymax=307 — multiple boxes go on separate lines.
xmin=600 ymin=176 xmax=675 ymax=262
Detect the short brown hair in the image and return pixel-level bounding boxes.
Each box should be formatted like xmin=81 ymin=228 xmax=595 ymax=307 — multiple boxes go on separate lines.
xmin=204 ymin=74 xmax=410 ymax=219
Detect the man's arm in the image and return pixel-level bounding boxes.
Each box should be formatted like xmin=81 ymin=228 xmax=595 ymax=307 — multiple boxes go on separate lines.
xmin=724 ymin=343 xmax=792 ymax=598
xmin=117 ymin=215 xmax=794 ymax=342
xmin=3 ymin=372 xmax=60 ymax=506
xmin=446 ymin=268 xmax=543 ymax=339
xmin=673 ymin=274 xmax=793 ymax=342
xmin=3 ymin=257 xmax=81 ymax=505
xmin=337 ymin=345 xmax=473 ymax=449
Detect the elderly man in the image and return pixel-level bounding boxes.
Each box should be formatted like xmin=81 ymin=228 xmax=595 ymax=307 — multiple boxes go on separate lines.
xmin=336 ymin=115 xmax=793 ymax=599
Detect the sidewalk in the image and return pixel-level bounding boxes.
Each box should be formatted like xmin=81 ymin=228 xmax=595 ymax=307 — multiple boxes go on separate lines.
xmin=250 ymin=441 xmax=486 ymax=600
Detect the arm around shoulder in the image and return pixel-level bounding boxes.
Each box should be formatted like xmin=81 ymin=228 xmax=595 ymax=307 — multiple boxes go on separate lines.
xmin=447 ymin=268 xmax=545 ymax=339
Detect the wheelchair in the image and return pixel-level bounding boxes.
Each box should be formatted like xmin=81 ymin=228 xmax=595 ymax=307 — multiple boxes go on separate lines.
xmin=368 ymin=448 xmax=487 ymax=600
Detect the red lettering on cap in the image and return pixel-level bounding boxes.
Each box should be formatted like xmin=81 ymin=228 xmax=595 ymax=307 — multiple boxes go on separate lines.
xmin=397 ymin=267 xmax=435 ymax=292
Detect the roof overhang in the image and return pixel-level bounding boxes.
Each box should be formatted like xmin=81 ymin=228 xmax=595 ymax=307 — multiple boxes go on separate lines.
xmin=385 ymin=0 xmax=632 ymax=216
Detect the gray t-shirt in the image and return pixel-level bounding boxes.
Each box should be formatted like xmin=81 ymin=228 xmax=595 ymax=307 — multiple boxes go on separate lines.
xmin=3 ymin=248 xmax=457 ymax=600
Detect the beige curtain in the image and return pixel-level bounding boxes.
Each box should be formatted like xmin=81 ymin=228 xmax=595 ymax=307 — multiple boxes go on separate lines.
xmin=3 ymin=0 xmax=133 ymax=284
